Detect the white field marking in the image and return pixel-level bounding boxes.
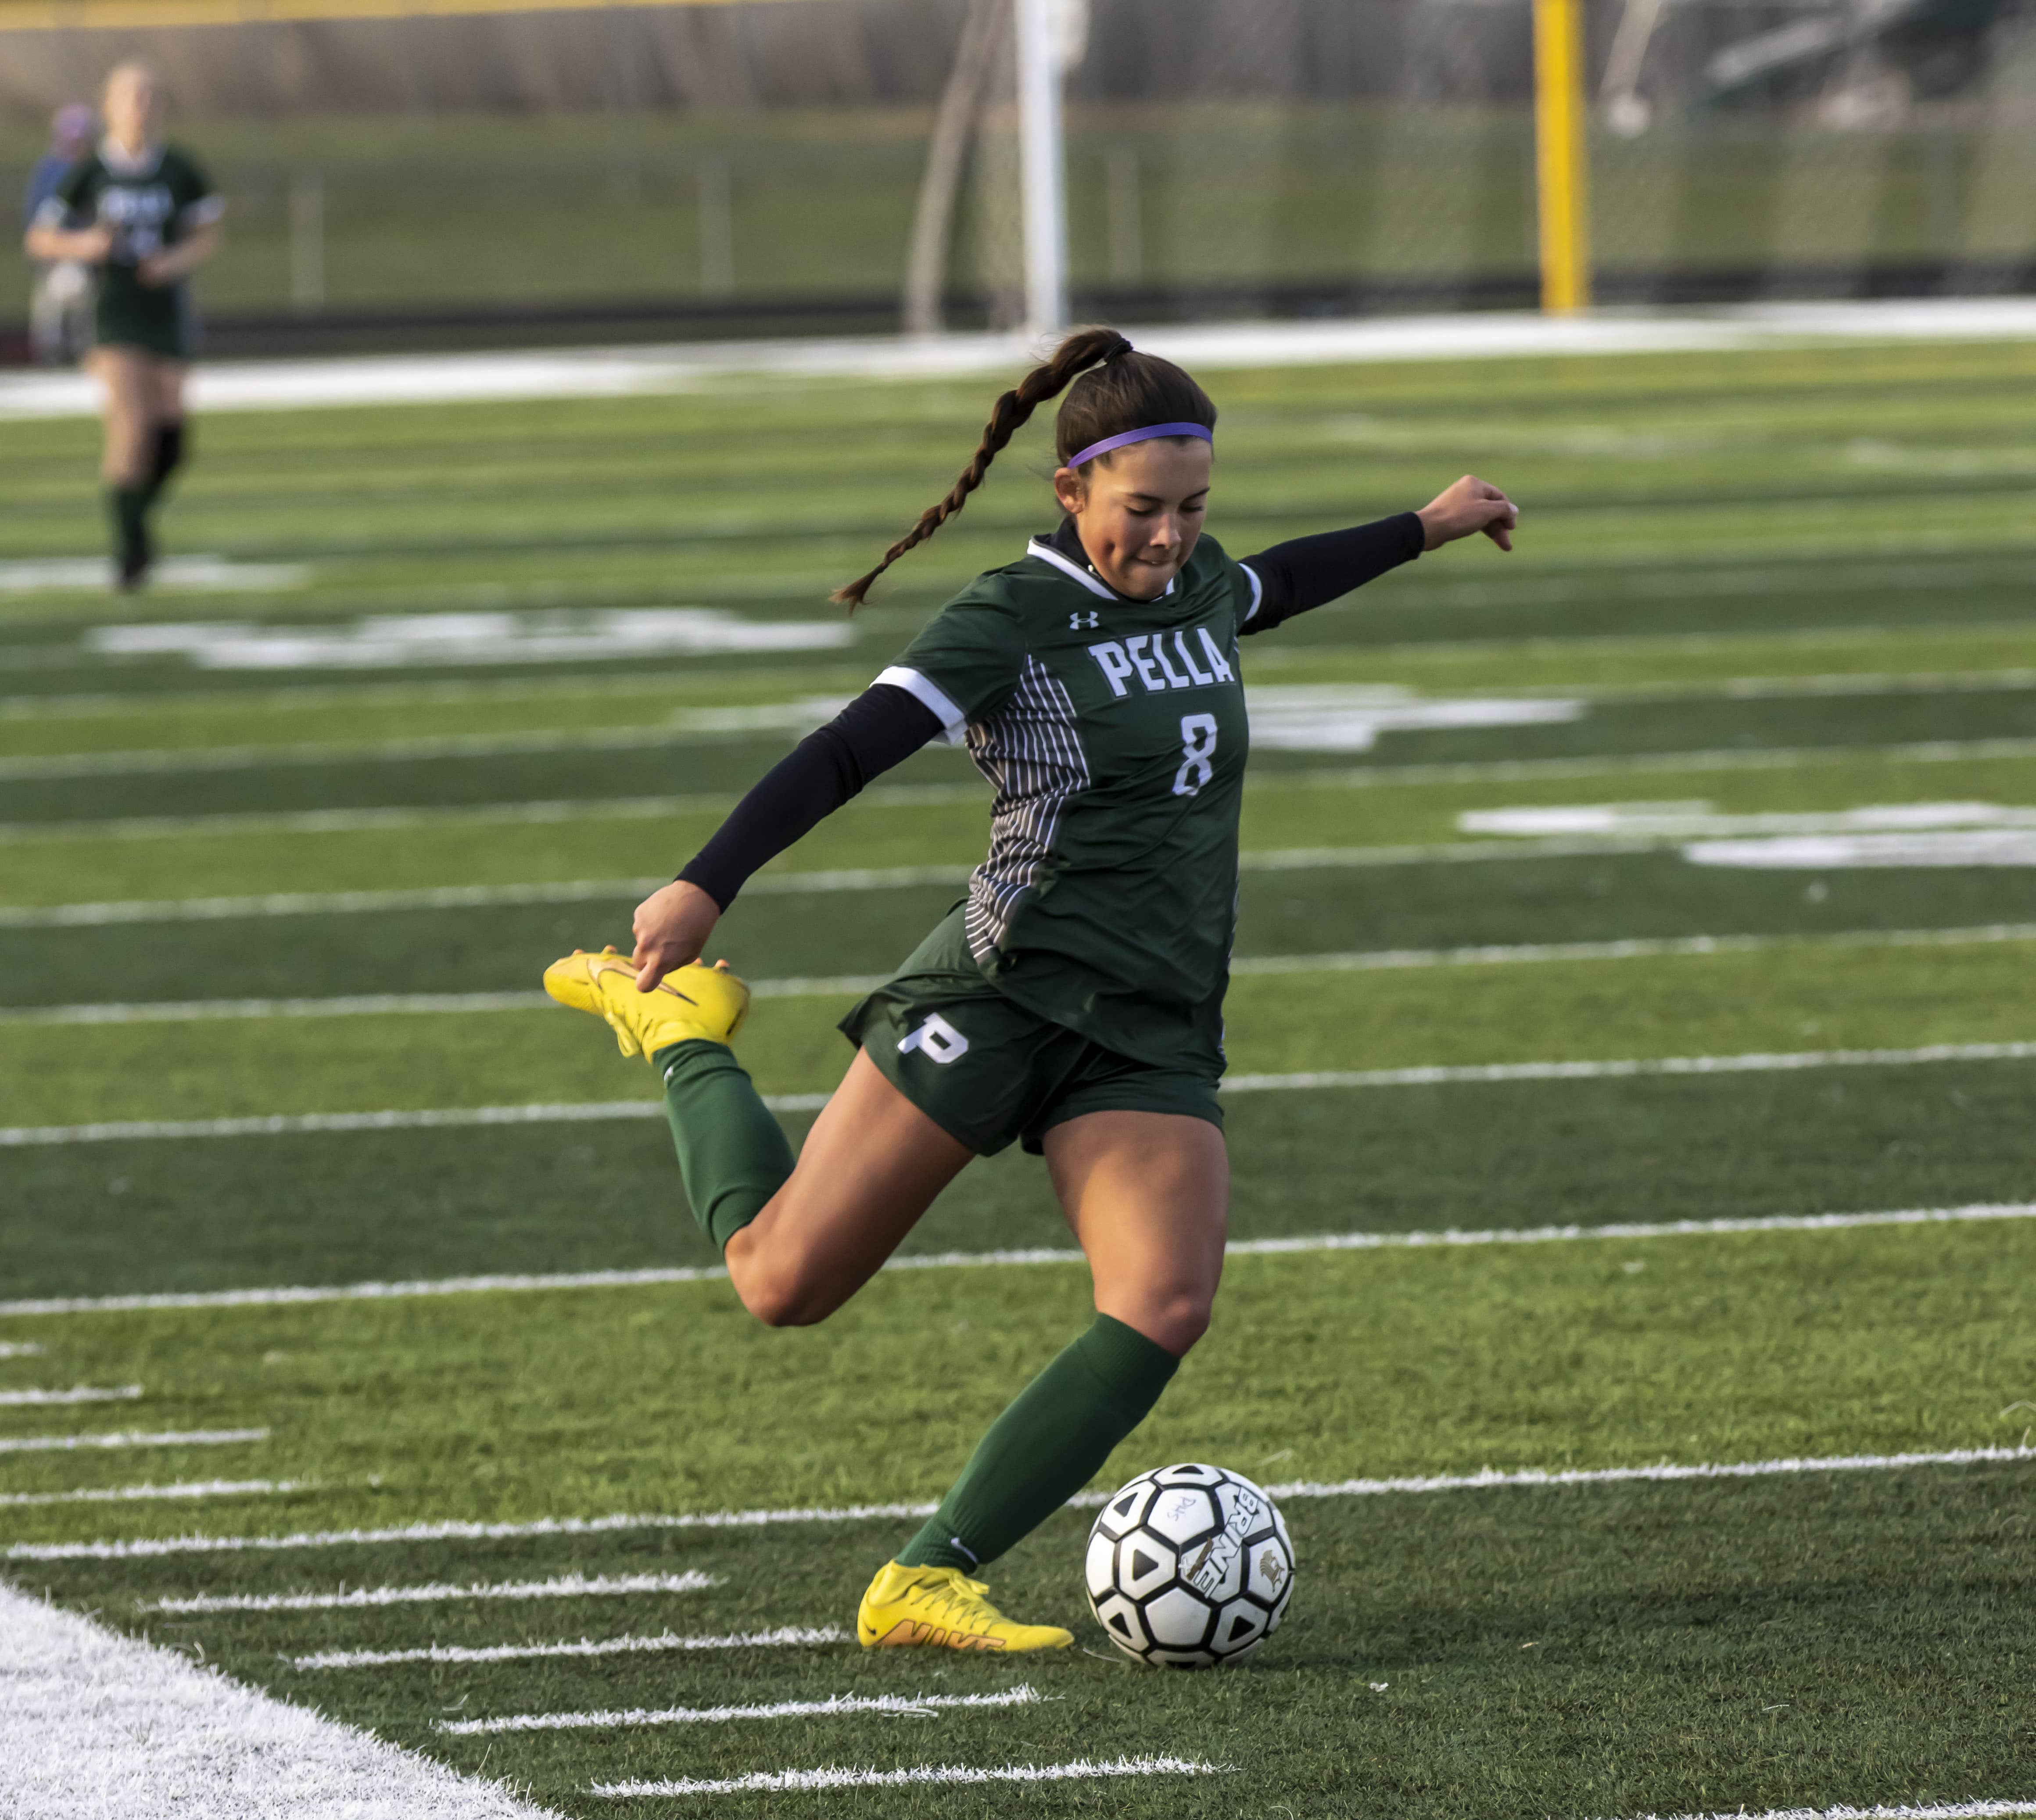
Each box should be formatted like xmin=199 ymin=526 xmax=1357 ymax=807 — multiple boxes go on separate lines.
xmin=0 ymin=780 xmax=983 ymax=846
xmin=18 ymin=734 xmax=2036 ymax=856
xmin=20 ymin=1442 xmax=2036 ymax=1567
xmin=0 ymin=686 xmax=1577 ymax=774
xmin=0 ymin=1383 xmax=139 ymax=1405
xmin=9 ymin=294 xmax=2036 ymax=420
xmin=0 ymin=838 xmax=1667 ymax=930
xmin=22 ymin=670 xmax=2036 ymax=784
xmin=0 ymin=1341 xmax=45 ymax=1357
xmin=0 ymin=555 xmax=308 ymax=593
xmin=145 ymin=1570 xmax=721 ymax=1615
xmin=0 ymin=1426 xmax=265 ymax=1454
xmin=591 ymin=1755 xmax=1221 ymax=1798
xmin=22 ymin=737 xmax=2036 ymax=853
xmin=294 ymin=1626 xmax=849 ymax=1670
xmin=17 ymin=1515 xmax=935 ymax=1566
xmin=1247 ymin=1445 xmax=2036 ymax=1508
xmin=440 ymin=1685 xmax=1042 ymax=1736
xmin=0 ymin=867 xmax=974 ymax=928
xmin=0 ymin=975 xmax=887 ymax=1027
xmin=1462 ymin=800 xmax=2036 ymax=841
xmin=0 ymin=1583 xmax=565 ymax=1820
xmin=0 ymin=1098 xmax=822 ymax=1150
xmin=1692 ymin=831 xmax=2036 ymax=869
xmin=0 ymin=1477 xmax=303 ymax=1508
xmin=16 ymin=1036 xmax=2036 ymax=1154
xmin=3 ymin=1200 xmax=2033 ymax=1323
xmin=25 ymin=921 xmax=2036 ymax=1030
xmin=0 ymin=718 xmax=862 ymax=782
xmin=1602 ymin=1804 xmax=2036 ymax=1819
xmin=85 ymin=609 xmax=852 ymax=672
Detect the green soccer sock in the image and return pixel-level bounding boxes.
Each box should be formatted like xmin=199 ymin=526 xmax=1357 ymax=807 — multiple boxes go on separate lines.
xmin=107 ymin=484 xmax=149 ymax=568
xmin=653 ymin=1039 xmax=795 ymax=1253
xmin=898 ymin=1314 xmax=1180 ymax=1573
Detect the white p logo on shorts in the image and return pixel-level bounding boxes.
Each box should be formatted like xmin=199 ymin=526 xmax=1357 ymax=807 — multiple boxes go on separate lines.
xmin=897 ymin=1013 xmax=970 ymax=1064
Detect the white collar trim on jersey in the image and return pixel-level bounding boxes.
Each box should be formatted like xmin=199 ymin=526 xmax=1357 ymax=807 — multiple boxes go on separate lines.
xmin=1025 ymin=536 xmax=1175 ymax=601
xmin=99 ymin=137 xmax=164 ymax=178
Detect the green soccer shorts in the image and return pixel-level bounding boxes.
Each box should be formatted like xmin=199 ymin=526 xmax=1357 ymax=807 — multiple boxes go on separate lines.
xmin=837 ymin=909 xmax=1223 ymax=1157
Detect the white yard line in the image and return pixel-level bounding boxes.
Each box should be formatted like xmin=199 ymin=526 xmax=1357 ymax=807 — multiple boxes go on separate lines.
xmin=0 ymin=1342 xmax=44 ymax=1358
xmin=15 ymin=922 xmax=2036 ymax=1029
xmin=0 ymin=1384 xmax=139 ymax=1406
xmin=440 ymin=1685 xmax=1041 ymax=1735
xmin=13 ymin=670 xmax=2036 ymax=782
xmin=0 ymin=1584 xmax=564 ymax=1820
xmin=16 ymin=736 xmax=2036 ymax=849
xmin=294 ymin=1626 xmax=848 ymax=1670
xmin=16 ymin=1444 xmax=2031 ymax=1566
xmin=1253 ymin=1445 xmax=2036 ymax=1505
xmin=0 ymin=1427 xmax=266 ymax=1454
xmin=589 ymin=1755 xmax=1222 ymax=1798
xmin=0 ymin=1478 xmax=303 ymax=1508
xmin=0 ymin=864 xmax=977 ymax=928
xmin=0 ymin=838 xmax=1657 ymax=929
xmin=12 ymin=1038 xmax=2036 ymax=1152
xmin=146 ymin=1570 xmax=720 ymax=1614
xmin=0 ymin=781 xmax=982 ymax=846
xmin=8 ymin=298 xmax=2036 ymax=423
xmin=1603 ymin=1803 xmax=2036 ymax=1819
xmin=4 ymin=1199 xmax=2032 ymax=1321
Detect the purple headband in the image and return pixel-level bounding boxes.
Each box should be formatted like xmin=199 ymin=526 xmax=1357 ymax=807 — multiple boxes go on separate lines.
xmin=1064 ymin=421 xmax=1213 ymax=470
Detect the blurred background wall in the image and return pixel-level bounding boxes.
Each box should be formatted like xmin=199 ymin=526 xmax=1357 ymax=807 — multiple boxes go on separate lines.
xmin=5 ymin=0 xmax=2035 ymax=358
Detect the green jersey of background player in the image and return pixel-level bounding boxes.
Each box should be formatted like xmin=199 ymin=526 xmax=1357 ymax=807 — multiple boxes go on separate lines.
xmin=47 ymin=137 xmax=219 ymax=361
xmin=542 ymin=327 xmax=1519 ymax=1654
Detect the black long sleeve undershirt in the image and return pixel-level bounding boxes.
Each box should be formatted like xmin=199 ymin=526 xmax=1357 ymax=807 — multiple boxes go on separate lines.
xmin=1237 ymin=511 xmax=1426 ymax=632
xmin=678 ymin=683 xmax=941 ymax=910
xmin=677 ymin=512 xmax=1424 ymax=909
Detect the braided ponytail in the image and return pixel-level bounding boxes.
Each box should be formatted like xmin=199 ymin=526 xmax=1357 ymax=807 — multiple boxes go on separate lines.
xmin=833 ymin=325 xmax=1132 ymax=609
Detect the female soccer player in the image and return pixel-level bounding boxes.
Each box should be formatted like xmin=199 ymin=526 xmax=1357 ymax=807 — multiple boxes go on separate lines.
xmin=546 ymin=327 xmax=1516 ymax=1652
xmin=23 ymin=62 xmax=222 ymax=588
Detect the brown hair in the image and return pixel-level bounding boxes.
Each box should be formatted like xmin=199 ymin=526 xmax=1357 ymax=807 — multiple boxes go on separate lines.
xmin=832 ymin=326 xmax=1218 ymax=608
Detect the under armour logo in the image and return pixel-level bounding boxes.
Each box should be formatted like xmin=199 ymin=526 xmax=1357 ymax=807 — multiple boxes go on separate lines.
xmin=1069 ymin=611 xmax=1100 ymax=631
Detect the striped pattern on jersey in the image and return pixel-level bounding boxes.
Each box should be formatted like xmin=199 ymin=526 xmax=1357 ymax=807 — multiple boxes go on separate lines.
xmin=963 ymin=654 xmax=1092 ymax=963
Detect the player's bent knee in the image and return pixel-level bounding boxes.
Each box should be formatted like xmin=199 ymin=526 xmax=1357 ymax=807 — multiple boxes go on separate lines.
xmin=1123 ymin=1285 xmax=1215 ymax=1358
xmin=727 ymin=1251 xmax=839 ymax=1329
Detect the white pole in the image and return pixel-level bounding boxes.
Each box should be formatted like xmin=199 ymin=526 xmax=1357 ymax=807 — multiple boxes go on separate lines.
xmin=1015 ymin=0 xmax=1069 ymax=337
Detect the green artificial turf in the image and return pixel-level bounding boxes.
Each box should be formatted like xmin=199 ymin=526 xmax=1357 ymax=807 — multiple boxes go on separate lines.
xmin=10 ymin=337 xmax=2036 ymax=1817
xmin=8 ymin=934 xmax=2036 ymax=1128
xmin=7 ymin=1063 xmax=2036 ymax=1301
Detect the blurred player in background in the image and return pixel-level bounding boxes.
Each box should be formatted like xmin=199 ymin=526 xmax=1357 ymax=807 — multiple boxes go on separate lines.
xmin=22 ymin=103 xmax=97 ymax=366
xmin=22 ymin=63 xmax=223 ymax=588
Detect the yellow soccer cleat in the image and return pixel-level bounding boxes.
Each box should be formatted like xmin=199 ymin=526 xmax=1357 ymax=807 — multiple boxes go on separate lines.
xmin=541 ymin=946 xmax=750 ymax=1063
xmin=856 ymin=1561 xmax=1073 ymax=1654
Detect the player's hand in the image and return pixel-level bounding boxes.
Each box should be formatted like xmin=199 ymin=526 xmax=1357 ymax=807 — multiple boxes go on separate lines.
xmin=136 ymin=252 xmax=172 ymax=287
xmin=630 ymin=879 xmax=721 ymax=992
xmin=77 ymin=224 xmax=117 ymax=262
xmin=1417 ymin=475 xmax=1517 ymax=553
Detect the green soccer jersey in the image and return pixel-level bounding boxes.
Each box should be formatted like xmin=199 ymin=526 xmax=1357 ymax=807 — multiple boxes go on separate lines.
xmin=880 ymin=529 xmax=1261 ymax=1074
xmin=38 ymin=142 xmax=222 ymax=358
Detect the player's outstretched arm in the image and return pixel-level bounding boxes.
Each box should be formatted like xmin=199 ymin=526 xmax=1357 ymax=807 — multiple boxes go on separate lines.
xmin=629 ymin=683 xmax=943 ymax=991
xmin=1416 ymin=473 xmax=1517 ymax=552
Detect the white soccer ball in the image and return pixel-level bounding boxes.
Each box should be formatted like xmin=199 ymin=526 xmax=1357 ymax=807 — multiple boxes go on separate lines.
xmin=1084 ymin=1462 xmax=1296 ymax=1667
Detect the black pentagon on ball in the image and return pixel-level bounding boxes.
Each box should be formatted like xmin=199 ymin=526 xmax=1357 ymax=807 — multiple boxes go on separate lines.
xmin=1084 ymin=1462 xmax=1296 ymax=1668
